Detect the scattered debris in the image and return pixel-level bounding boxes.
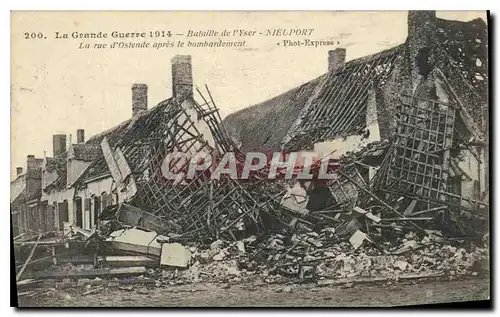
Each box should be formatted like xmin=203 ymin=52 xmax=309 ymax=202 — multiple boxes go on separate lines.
xmin=107 ymin=228 xmax=167 ymax=257
xmin=12 ymin=81 xmax=489 ymax=295
xmin=82 ymin=286 xmax=103 ymax=296
xmin=160 ymin=243 xmax=191 ymax=268
xmin=349 ymin=230 xmax=373 ymax=250
xmin=393 ymin=260 xmax=408 ymax=271
xmin=136 ymin=287 xmax=149 ymax=294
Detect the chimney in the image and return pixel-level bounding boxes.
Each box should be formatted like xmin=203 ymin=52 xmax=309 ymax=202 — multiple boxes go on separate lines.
xmin=27 ymin=155 xmax=36 ymax=169
xmin=53 ymin=134 xmax=67 ymax=157
xmin=77 ymin=129 xmax=85 ymax=144
xmin=328 ymin=48 xmax=346 ymax=72
xmin=16 ymin=167 xmax=23 ymax=175
xmin=132 ymin=83 xmax=148 ymax=117
xmin=407 ymin=11 xmax=437 ymax=85
xmin=171 ymin=55 xmax=193 ymax=99
xmin=408 ymin=11 xmax=436 ymax=47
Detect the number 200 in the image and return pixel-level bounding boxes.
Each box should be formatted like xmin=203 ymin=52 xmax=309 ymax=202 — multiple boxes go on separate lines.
xmin=24 ymin=32 xmax=44 ymax=39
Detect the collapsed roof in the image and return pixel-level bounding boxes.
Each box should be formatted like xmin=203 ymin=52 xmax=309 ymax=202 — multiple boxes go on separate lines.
xmin=75 ymin=98 xmax=177 ymax=184
xmin=223 ymin=16 xmax=488 ymax=153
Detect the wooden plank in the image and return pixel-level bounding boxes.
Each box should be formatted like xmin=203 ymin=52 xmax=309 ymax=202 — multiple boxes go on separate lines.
xmin=403 ymin=200 xmax=418 ymax=216
xmin=14 ymin=233 xmax=25 ymax=240
xmin=338 ymin=170 xmax=424 ymax=232
xmin=16 ymin=234 xmax=42 ymax=281
xmin=381 ymin=217 xmax=433 ymax=221
xmin=108 ymin=228 xmax=165 ymax=257
xmin=25 ymin=266 xmax=147 ymax=280
xmin=15 ymin=239 xmax=66 ymax=246
xmin=58 ymin=254 xmax=96 ymax=265
xmin=17 ymin=279 xmax=45 ymax=290
xmin=410 ymin=205 xmax=447 ymax=216
xmin=115 ymin=147 xmax=132 ymax=178
xmin=98 ymin=255 xmax=158 ymax=267
xmin=101 ymin=137 xmax=123 ymax=184
xmin=71 ymin=225 xmax=93 ymax=238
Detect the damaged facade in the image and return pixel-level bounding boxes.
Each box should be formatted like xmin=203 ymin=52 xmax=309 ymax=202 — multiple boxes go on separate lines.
xmin=12 ymin=11 xmax=490 ymax=292
xmin=224 ymin=11 xmax=489 ymax=235
xmin=11 ymin=11 xmax=489 ymax=241
xmin=12 ymin=55 xmax=224 ymax=239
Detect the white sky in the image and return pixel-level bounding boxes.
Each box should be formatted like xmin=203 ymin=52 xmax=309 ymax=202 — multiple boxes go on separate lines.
xmin=10 ymin=11 xmax=487 ymax=179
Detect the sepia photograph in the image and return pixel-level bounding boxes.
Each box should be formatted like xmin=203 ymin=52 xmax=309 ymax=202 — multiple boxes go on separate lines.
xmin=10 ymin=10 xmax=490 ymax=307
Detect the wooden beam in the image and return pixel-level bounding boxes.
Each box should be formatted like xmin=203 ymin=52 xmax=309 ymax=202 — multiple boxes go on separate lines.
xmin=382 ymin=217 xmax=433 ymax=221
xmin=410 ymin=205 xmax=447 ymax=216
xmin=337 ymin=170 xmax=424 ymax=232
xmin=97 ymin=256 xmax=158 ymax=267
xmin=25 ymin=266 xmax=147 ymax=280
xmin=16 ymin=234 xmax=42 ymax=281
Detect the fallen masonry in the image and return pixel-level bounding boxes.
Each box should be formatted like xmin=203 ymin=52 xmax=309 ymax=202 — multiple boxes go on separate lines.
xmin=15 ymin=227 xmax=488 ymax=293
xmin=14 ymin=88 xmax=489 ymax=292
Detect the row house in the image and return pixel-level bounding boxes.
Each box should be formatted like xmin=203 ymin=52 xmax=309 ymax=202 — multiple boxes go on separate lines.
xmin=12 ymin=55 xmax=216 ymax=237
xmin=224 ymin=11 xmax=488 ymax=216
xmin=11 ymin=156 xmax=45 ymax=237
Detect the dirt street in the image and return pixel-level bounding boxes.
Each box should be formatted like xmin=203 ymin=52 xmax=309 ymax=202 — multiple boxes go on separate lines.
xmin=18 ymin=276 xmax=490 ymax=307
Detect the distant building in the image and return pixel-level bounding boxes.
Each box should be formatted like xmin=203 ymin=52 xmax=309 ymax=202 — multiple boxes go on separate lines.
xmin=11 ymin=155 xmax=46 ymax=237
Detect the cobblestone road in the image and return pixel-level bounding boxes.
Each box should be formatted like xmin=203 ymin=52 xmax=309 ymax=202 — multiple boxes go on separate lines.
xmin=18 ymin=276 xmax=490 ymax=307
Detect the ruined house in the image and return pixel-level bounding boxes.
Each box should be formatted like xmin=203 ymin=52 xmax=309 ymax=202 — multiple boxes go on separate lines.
xmin=224 ymin=11 xmax=489 ymax=229
xmin=12 ymin=55 xmax=258 ymax=241
xmin=37 ymin=55 xmax=215 ymax=233
xmin=11 ymin=12 xmax=489 ymax=241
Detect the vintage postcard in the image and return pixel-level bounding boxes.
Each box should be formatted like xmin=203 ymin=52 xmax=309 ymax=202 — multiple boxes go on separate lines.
xmin=11 ymin=11 xmax=490 ymax=307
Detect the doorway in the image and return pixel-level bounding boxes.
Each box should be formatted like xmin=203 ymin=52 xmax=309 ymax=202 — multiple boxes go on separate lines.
xmin=75 ymin=197 xmax=83 ymax=227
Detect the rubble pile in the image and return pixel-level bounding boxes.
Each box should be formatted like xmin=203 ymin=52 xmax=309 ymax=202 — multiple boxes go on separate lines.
xmin=82 ymin=89 xmax=487 ymax=249
xmin=15 ymin=137 xmax=490 ymax=287
xmin=139 ymin=226 xmax=489 ymax=285
xmin=130 ymin=228 xmax=487 ymax=289
xmin=14 ymin=90 xmax=489 ymax=291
